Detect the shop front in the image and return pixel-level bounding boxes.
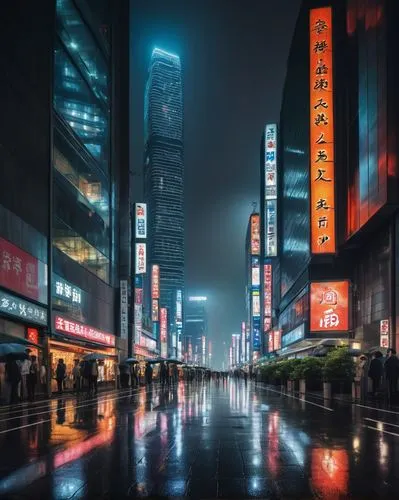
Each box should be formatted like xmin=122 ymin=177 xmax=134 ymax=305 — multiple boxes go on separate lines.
xmin=50 ymin=315 xmax=117 ymax=392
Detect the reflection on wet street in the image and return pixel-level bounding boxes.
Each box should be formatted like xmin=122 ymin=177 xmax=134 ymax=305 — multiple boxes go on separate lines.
xmin=1 ymin=380 xmax=399 ymax=498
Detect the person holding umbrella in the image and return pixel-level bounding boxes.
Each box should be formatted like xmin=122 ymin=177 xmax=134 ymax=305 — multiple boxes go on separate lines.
xmin=145 ymin=362 xmax=153 ymax=386
xmin=368 ymin=352 xmax=383 ymax=396
xmin=384 ymin=348 xmax=399 ymax=400
xmin=5 ymin=354 xmax=21 ymax=404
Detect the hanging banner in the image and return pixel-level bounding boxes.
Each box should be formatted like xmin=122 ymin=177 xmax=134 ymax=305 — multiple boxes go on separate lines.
xmin=135 ymin=243 xmax=146 ymax=274
xmin=160 ymin=308 xmax=168 ymax=358
xmin=120 ymin=280 xmax=128 ymax=340
xmin=265 ymin=124 xmax=278 ymax=257
xmin=250 ymin=214 xmax=260 ymax=255
xmin=310 ymin=7 xmax=336 ymax=253
xmin=264 ymin=263 xmax=272 ymax=333
xmin=151 ymin=264 xmax=160 ymax=299
xmin=380 ymin=319 xmax=389 ymax=348
xmin=135 ymin=203 xmax=147 ymax=239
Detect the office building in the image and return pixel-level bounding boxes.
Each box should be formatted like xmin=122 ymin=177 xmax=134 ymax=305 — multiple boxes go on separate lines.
xmin=184 ymin=296 xmax=208 ymax=365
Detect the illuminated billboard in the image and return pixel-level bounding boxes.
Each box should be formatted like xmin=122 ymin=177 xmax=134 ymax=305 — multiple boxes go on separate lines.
xmin=152 ymin=299 xmax=159 ymax=322
xmin=253 ymin=317 xmax=261 ymax=352
xmin=151 ymin=264 xmax=160 ymax=299
xmin=265 ymin=124 xmax=277 ymax=257
xmin=251 ymin=256 xmax=260 ymax=287
xmin=241 ymin=321 xmax=246 ymax=363
xmin=176 ymin=289 xmax=183 ymax=322
xmin=250 ymin=214 xmax=260 ymax=255
xmin=264 ymin=263 xmax=272 ymax=333
xmin=135 ymin=243 xmax=146 ymax=274
xmin=252 ymin=290 xmax=260 ymax=317
xmin=310 ymin=281 xmax=350 ymax=332
xmin=135 ymin=203 xmax=147 ymax=239
xmin=160 ymin=308 xmax=168 ymax=357
xmin=309 ymin=7 xmax=336 ymax=254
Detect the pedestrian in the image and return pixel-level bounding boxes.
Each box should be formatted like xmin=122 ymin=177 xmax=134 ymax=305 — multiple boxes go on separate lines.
xmin=72 ymin=359 xmax=81 ymax=394
xmin=368 ymin=353 xmax=383 ymax=396
xmin=5 ymin=355 xmax=21 ymax=404
xmin=19 ymin=354 xmax=31 ymax=401
xmin=40 ymin=362 xmax=47 ymax=390
xmin=145 ymin=362 xmax=153 ymax=386
xmin=172 ymin=364 xmax=179 ymax=386
xmin=160 ymin=361 xmax=167 ymax=388
xmin=134 ymin=363 xmax=140 ymax=387
xmin=90 ymin=361 xmax=98 ymax=395
xmin=384 ymin=348 xmax=399 ymax=400
xmin=27 ymin=355 xmax=38 ymax=402
xmin=55 ymin=359 xmax=66 ymax=394
xmin=244 ymin=370 xmax=248 ymax=386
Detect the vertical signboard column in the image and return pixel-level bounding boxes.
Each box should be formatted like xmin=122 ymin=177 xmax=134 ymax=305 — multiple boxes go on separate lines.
xmin=265 ymin=124 xmax=278 ymax=258
xmin=160 ymin=307 xmax=168 ymax=358
xmin=133 ymin=203 xmax=147 ymax=357
xmin=309 ymin=7 xmax=336 ymax=254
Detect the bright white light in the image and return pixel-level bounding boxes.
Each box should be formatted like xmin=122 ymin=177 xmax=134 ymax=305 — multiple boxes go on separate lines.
xmin=153 ymin=47 xmax=180 ymax=60
xmin=188 ymin=296 xmax=207 ymax=302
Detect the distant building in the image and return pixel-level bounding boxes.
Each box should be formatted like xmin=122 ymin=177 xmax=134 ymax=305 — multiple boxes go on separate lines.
xmin=144 ymin=48 xmax=184 ymax=355
xmin=184 ymin=296 xmax=208 ymax=365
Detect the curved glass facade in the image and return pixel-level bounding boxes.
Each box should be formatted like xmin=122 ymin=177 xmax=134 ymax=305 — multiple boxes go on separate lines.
xmin=144 ymin=48 xmax=184 ymax=312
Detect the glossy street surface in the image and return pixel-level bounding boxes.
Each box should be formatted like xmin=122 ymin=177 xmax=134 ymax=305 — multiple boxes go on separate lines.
xmin=1 ymin=381 xmax=399 ymax=498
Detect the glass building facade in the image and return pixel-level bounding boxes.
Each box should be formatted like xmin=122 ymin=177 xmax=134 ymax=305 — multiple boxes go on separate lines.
xmin=144 ymin=48 xmax=184 ymax=320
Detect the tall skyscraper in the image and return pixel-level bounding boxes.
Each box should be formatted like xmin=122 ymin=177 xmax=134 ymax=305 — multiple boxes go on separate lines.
xmin=144 ymin=47 xmax=184 ymax=349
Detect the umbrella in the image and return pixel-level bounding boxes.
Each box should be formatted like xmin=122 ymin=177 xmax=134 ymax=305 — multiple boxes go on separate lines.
xmin=166 ymin=358 xmax=183 ymax=365
xmin=125 ymin=358 xmax=140 ymax=364
xmin=145 ymin=357 xmax=164 ymax=364
xmin=0 ymin=343 xmax=30 ymax=361
xmin=83 ymin=353 xmax=108 ymax=361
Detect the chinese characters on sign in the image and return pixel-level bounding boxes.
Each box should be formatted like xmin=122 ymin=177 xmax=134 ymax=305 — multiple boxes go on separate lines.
xmin=54 ymin=278 xmax=82 ymax=305
xmin=26 ymin=327 xmax=39 ymax=345
xmin=160 ymin=308 xmax=168 ymax=358
xmin=264 ymin=264 xmax=272 ymax=334
xmin=135 ymin=203 xmax=147 ymax=239
xmin=151 ymin=265 xmax=160 ymax=299
xmin=250 ymin=214 xmax=260 ymax=255
xmin=265 ymin=124 xmax=278 ymax=257
xmin=120 ymin=280 xmax=128 ymax=340
xmin=134 ymin=288 xmax=143 ymax=345
xmin=380 ymin=320 xmax=389 ymax=348
xmin=135 ymin=243 xmax=146 ymax=274
xmin=310 ymin=7 xmax=336 ymax=253
xmin=54 ymin=315 xmax=115 ymax=346
xmin=310 ymin=281 xmax=349 ymax=332
xmin=0 ymin=290 xmax=47 ymax=325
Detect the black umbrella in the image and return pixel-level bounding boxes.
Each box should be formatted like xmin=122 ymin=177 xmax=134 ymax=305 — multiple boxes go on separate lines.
xmin=0 ymin=343 xmax=30 ymax=362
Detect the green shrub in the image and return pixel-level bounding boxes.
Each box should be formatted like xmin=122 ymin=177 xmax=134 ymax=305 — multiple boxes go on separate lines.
xmin=275 ymin=359 xmax=302 ymax=382
xmin=292 ymin=357 xmax=323 ymax=381
xmin=322 ymin=348 xmax=355 ymax=382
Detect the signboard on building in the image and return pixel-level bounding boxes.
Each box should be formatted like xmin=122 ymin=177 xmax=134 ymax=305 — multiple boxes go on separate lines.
xmin=0 ymin=237 xmax=47 ymax=303
xmin=241 ymin=321 xmax=246 ymax=363
xmin=135 ymin=243 xmax=146 ymax=274
xmin=251 ymin=256 xmax=260 ymax=287
xmin=310 ymin=281 xmax=349 ymax=332
xmin=265 ymin=124 xmax=278 ymax=257
xmin=152 ymin=299 xmax=159 ymax=322
xmin=309 ymin=7 xmax=336 ymax=254
xmin=176 ymin=289 xmax=183 ymax=322
xmin=252 ymin=290 xmax=260 ymax=317
xmin=264 ymin=263 xmax=272 ymax=333
xmin=0 ymin=289 xmax=47 ymax=325
xmin=135 ymin=203 xmax=147 ymax=239
xmin=380 ymin=319 xmax=390 ymax=348
xmin=151 ymin=265 xmax=160 ymax=299
xmin=55 ymin=315 xmax=115 ymax=347
xmin=282 ymin=323 xmax=305 ymax=348
xmin=253 ymin=318 xmax=261 ymax=352
xmin=120 ymin=280 xmax=128 ymax=340
xmin=54 ymin=276 xmax=82 ymax=305
xmin=250 ymin=214 xmax=260 ymax=255
xmin=134 ymin=287 xmax=143 ymax=345
xmin=160 ymin=308 xmax=168 ymax=358
xmin=26 ymin=327 xmax=39 ymax=345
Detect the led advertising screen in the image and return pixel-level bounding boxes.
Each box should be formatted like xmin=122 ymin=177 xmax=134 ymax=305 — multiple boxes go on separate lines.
xmin=253 ymin=317 xmax=261 ymax=352
xmin=135 ymin=243 xmax=146 ymax=274
xmin=151 ymin=264 xmax=160 ymax=299
xmin=135 ymin=203 xmax=147 ymax=239
xmin=250 ymin=214 xmax=260 ymax=255
xmin=160 ymin=308 xmax=168 ymax=358
xmin=264 ymin=263 xmax=272 ymax=333
xmin=310 ymin=281 xmax=349 ymax=332
xmin=309 ymin=7 xmax=336 ymax=253
xmin=265 ymin=124 xmax=278 ymax=257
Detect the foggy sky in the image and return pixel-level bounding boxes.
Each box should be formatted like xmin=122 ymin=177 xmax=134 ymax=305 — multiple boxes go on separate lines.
xmin=130 ymin=0 xmax=300 ymax=367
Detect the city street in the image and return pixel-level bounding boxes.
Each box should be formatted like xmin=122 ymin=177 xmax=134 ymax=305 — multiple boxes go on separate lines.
xmin=0 ymin=381 xmax=399 ymax=498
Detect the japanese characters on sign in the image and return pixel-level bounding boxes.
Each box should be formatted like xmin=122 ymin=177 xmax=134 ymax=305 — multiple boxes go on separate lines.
xmin=135 ymin=203 xmax=147 ymax=239
xmin=151 ymin=265 xmax=160 ymax=299
xmin=135 ymin=243 xmax=146 ymax=274
xmin=250 ymin=214 xmax=260 ymax=255
xmin=0 ymin=289 xmax=47 ymax=325
xmin=0 ymin=237 xmax=47 ymax=303
xmin=54 ymin=277 xmax=82 ymax=305
xmin=54 ymin=315 xmax=115 ymax=347
xmin=310 ymin=7 xmax=336 ymax=254
xmin=251 ymin=256 xmax=260 ymax=287
xmin=310 ymin=281 xmax=349 ymax=332
xmin=160 ymin=308 xmax=168 ymax=358
xmin=120 ymin=280 xmax=128 ymax=340
xmin=264 ymin=264 xmax=272 ymax=334
xmin=380 ymin=319 xmax=390 ymax=348
xmin=265 ymin=124 xmax=278 ymax=257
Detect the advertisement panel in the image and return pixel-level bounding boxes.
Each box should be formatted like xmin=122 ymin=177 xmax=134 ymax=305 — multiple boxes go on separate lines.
xmin=0 ymin=237 xmax=47 ymax=303
xmin=251 ymin=256 xmax=260 ymax=287
xmin=253 ymin=317 xmax=261 ymax=352
xmin=151 ymin=264 xmax=160 ymax=299
xmin=120 ymin=280 xmax=128 ymax=340
xmin=241 ymin=321 xmax=246 ymax=363
xmin=135 ymin=243 xmax=146 ymax=274
xmin=176 ymin=289 xmax=183 ymax=322
xmin=250 ymin=214 xmax=260 ymax=255
xmin=160 ymin=308 xmax=168 ymax=358
xmin=252 ymin=290 xmax=260 ymax=317
xmin=134 ymin=287 xmax=143 ymax=345
xmin=264 ymin=263 xmax=272 ymax=333
xmin=273 ymin=329 xmax=281 ymax=351
xmin=268 ymin=332 xmax=274 ymax=353
xmin=152 ymin=299 xmax=159 ymax=322
xmin=309 ymin=7 xmax=336 ymax=254
xmin=54 ymin=315 xmax=115 ymax=347
xmin=265 ymin=124 xmax=278 ymax=257
xmin=0 ymin=289 xmax=47 ymax=325
xmin=380 ymin=319 xmax=389 ymax=348
xmin=54 ymin=276 xmax=82 ymax=306
xmin=310 ymin=281 xmax=349 ymax=332
xmin=135 ymin=203 xmax=147 ymax=239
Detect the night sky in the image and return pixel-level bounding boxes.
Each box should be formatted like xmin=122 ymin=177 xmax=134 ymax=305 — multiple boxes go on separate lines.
xmin=130 ymin=0 xmax=300 ymax=367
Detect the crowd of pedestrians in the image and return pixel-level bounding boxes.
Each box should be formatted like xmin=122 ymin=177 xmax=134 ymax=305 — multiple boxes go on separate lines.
xmin=356 ymin=348 xmax=399 ymax=401
xmin=3 ymin=353 xmax=44 ymax=404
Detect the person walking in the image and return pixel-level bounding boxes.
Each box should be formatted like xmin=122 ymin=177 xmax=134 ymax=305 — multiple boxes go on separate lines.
xmin=145 ymin=362 xmax=153 ymax=386
xmin=368 ymin=353 xmax=383 ymax=396
xmin=72 ymin=359 xmax=81 ymax=394
xmin=160 ymin=361 xmax=167 ymax=388
xmin=90 ymin=361 xmax=98 ymax=395
xmin=19 ymin=355 xmax=31 ymax=401
xmin=27 ymin=355 xmax=38 ymax=402
xmin=384 ymin=348 xmax=399 ymax=401
xmin=55 ymin=359 xmax=66 ymax=394
xmin=5 ymin=355 xmax=21 ymax=404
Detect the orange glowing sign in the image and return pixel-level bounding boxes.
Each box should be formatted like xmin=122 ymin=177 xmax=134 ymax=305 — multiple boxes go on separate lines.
xmin=311 ymin=449 xmax=348 ymax=498
xmin=310 ymin=7 xmax=336 ymax=253
xmin=250 ymin=214 xmax=260 ymax=255
xmin=310 ymin=281 xmax=349 ymax=332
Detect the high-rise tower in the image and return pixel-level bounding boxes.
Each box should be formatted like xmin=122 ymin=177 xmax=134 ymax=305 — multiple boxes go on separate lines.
xmin=144 ymin=48 xmax=184 ymax=353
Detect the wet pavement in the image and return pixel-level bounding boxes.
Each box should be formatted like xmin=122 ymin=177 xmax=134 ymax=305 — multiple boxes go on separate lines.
xmin=0 ymin=381 xmax=399 ymax=498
